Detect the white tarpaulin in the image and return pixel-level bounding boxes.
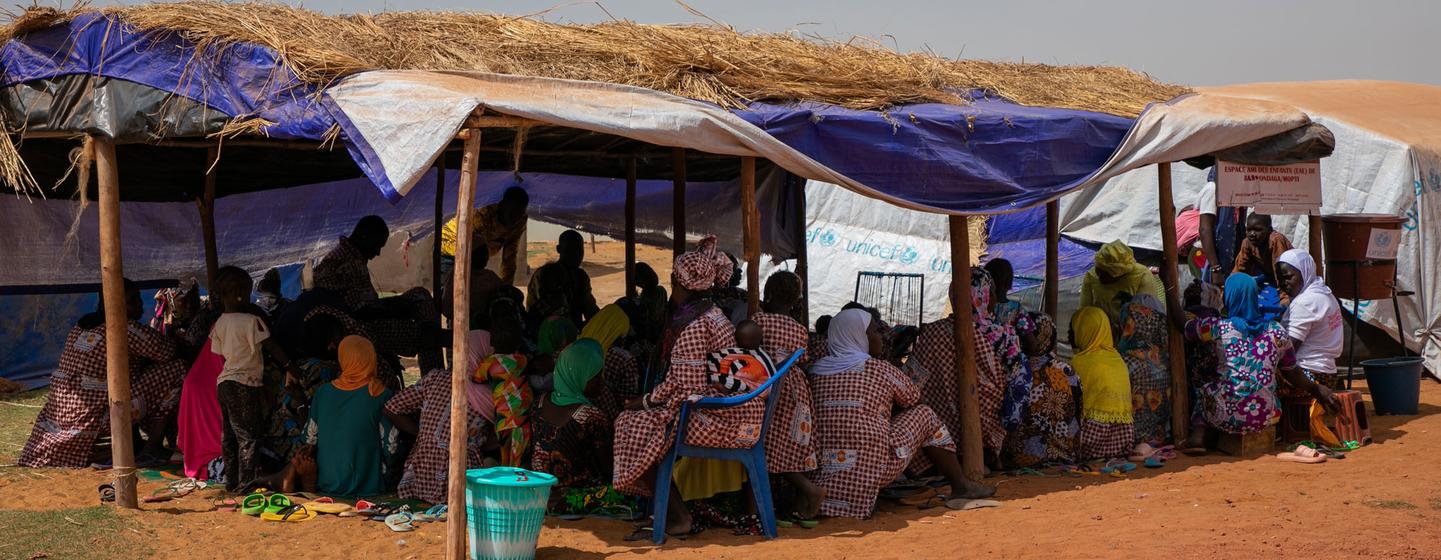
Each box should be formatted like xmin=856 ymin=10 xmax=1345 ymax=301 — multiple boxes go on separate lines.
xmin=1059 ymin=80 xmax=1441 ymax=374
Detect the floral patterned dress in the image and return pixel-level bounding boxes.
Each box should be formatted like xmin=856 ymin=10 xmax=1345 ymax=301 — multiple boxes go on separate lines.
xmin=809 ymin=359 xmax=954 ymax=519
xmin=1117 ymin=302 xmax=1172 ymax=445
xmin=1002 ymin=356 xmax=1081 ymax=468
xmin=532 ymin=403 xmax=614 ymax=488
xmin=1184 ymin=317 xmax=1296 ymax=434
xmin=752 ymin=311 xmax=818 ymax=473
xmin=612 ymin=306 xmax=763 ymax=496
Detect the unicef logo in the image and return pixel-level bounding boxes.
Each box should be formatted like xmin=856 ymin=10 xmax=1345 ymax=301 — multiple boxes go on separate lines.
xmin=899 ymin=246 xmax=919 ymax=265
xmin=819 ymin=230 xmax=838 ymax=247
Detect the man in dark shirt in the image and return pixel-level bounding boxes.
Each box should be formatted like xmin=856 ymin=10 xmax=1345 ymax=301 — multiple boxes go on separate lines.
xmin=525 ymin=230 xmax=599 ymax=327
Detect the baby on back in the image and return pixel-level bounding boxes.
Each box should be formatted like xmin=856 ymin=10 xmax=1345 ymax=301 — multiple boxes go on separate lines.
xmin=706 ymin=320 xmax=774 ymax=394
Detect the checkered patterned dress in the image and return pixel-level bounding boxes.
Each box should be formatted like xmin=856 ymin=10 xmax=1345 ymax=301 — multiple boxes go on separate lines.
xmin=809 ymin=359 xmax=954 ymax=519
xmin=384 ymin=369 xmax=492 ymax=504
xmin=600 ymin=347 xmax=641 ymax=402
xmin=1079 ymin=419 xmax=1135 ymax=460
xmin=910 ymin=318 xmax=1007 ymax=461
xmin=612 ymin=307 xmax=763 ymax=497
xmin=20 ymin=321 xmax=187 ymax=468
xmin=752 ymin=312 xmax=818 ymax=473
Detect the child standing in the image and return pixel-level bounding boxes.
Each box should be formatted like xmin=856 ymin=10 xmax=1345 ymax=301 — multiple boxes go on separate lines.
xmin=209 ymin=266 xmax=298 ymax=492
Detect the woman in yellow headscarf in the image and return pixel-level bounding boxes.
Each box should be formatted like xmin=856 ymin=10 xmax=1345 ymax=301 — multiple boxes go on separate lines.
xmin=302 ymin=336 xmax=398 ymax=496
xmin=1080 ymin=240 xmax=1166 ymax=325
xmin=580 ymin=303 xmax=642 ymax=404
xmin=1069 ymin=307 xmax=1135 ymax=461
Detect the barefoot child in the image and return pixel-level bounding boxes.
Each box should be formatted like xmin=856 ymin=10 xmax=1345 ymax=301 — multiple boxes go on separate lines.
xmin=209 ymin=266 xmax=299 ymax=492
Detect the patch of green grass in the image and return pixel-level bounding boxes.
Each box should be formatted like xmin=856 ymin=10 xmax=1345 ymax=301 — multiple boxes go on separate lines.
xmin=0 ymin=389 xmax=48 ymax=463
xmin=1364 ymin=499 xmax=1418 ymax=510
xmin=0 ymin=506 xmax=149 ymax=560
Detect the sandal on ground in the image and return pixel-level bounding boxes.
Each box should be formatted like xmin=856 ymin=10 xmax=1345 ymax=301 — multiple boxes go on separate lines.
xmin=896 ymin=486 xmax=941 ymax=506
xmin=1276 ymin=444 xmax=1327 ymax=464
xmin=261 ymin=504 xmax=317 ymax=522
xmin=212 ymin=497 xmax=239 ymax=512
xmin=304 ymin=501 xmax=354 ymax=515
xmin=265 ymin=493 xmax=294 ymax=515
xmin=143 ymin=478 xmax=205 ymax=503
xmin=240 ymin=493 xmax=269 ymax=516
xmin=1143 ymin=456 xmax=1165 ymax=469
xmin=944 ymin=498 xmax=1002 ymax=511
xmin=97 ymin=484 xmax=115 ymax=503
xmin=783 ymin=512 xmax=819 ymax=529
xmin=1128 ymin=443 xmax=1158 ymax=462
xmin=384 ymin=512 xmax=416 ymax=532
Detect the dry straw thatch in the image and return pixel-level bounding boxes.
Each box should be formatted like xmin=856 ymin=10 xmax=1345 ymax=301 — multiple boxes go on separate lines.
xmin=3 ymin=2 xmax=1187 ymax=117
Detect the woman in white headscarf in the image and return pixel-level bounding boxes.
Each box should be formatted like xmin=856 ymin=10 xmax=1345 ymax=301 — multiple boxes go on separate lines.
xmin=808 ymin=309 xmax=993 ymax=519
xmin=1276 ymin=249 xmax=1346 ymax=390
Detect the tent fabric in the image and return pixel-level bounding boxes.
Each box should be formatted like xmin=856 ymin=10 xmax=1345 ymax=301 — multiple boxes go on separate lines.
xmin=0 ymin=12 xmax=330 ymax=140
xmin=322 ymin=70 xmax=1315 ymax=214
xmin=1059 ymin=80 xmax=1441 ymax=374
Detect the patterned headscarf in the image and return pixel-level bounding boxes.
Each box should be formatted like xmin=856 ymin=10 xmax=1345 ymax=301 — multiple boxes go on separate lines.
xmin=973 ymin=267 xmax=1029 ymax=431
xmin=1016 ymin=312 xmax=1056 ymax=357
xmin=673 ymin=236 xmax=731 ymax=292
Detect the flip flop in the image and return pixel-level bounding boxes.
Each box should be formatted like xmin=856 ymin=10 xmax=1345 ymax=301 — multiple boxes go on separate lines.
xmin=896 ymin=486 xmax=942 ymax=506
xmin=212 ymin=497 xmax=239 ymax=512
xmin=1143 ymin=457 xmax=1165 ymax=469
xmin=1276 ymin=444 xmax=1327 ymax=464
xmin=240 ymin=493 xmax=269 ymax=516
xmin=143 ymin=478 xmax=206 ymax=503
xmin=261 ymin=504 xmax=317 ymax=522
xmin=97 ymin=484 xmax=115 ymax=503
xmin=265 ymin=493 xmax=294 ymax=515
xmin=385 ymin=512 xmax=416 ymax=532
xmin=304 ymin=501 xmax=353 ymax=515
xmin=944 ymin=498 xmax=1002 ymax=511
xmin=784 ymin=512 xmax=819 ymax=529
xmin=1128 ymin=443 xmax=1157 ymax=462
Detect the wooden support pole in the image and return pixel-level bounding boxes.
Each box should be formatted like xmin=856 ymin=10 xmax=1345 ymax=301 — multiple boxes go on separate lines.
xmin=1308 ymin=214 xmax=1325 ymax=279
xmin=673 ymin=148 xmax=687 ymax=258
xmin=1044 ymin=200 xmax=1060 ymax=318
xmin=740 ymin=157 xmax=761 ymax=317
xmin=792 ymin=176 xmax=810 ymax=325
xmin=1156 ymin=163 xmax=1191 ymax=444
xmin=445 ymin=128 xmax=482 ymax=560
xmin=949 ymin=217 xmax=985 ymax=481
xmin=625 ymin=157 xmax=638 ymax=299
xmin=95 ymin=135 xmax=138 ymax=509
xmin=433 ymin=162 xmax=445 ymax=302
xmin=200 ymin=146 xmax=219 ymax=291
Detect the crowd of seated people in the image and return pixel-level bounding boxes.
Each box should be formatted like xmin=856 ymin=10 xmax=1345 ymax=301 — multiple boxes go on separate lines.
xmin=19 ymin=212 xmax=1347 ymax=534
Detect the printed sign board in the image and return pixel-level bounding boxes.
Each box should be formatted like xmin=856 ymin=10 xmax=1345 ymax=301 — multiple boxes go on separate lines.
xmin=1215 ymin=160 xmax=1322 ymax=215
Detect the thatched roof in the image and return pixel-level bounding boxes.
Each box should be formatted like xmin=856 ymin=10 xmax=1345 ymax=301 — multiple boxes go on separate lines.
xmin=3 ymin=2 xmax=1187 ymax=117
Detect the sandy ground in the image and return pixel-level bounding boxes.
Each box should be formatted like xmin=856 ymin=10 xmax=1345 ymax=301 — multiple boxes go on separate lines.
xmin=1 ymin=380 xmax=1438 ymax=559
xmin=524 ymin=240 xmax=673 ymax=308
xmin=5 ymin=241 xmax=1441 ymax=558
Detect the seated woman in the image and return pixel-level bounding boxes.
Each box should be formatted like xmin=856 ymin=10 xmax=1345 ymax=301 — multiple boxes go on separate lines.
xmin=612 ymin=236 xmax=758 ymax=536
xmin=580 ymin=304 xmax=638 ymax=410
xmin=752 ymin=271 xmax=824 ymax=520
xmin=1069 ymin=307 xmax=1135 ymax=460
xmin=528 ymin=316 xmax=578 ymax=395
xmin=20 ymin=279 xmax=188 ymax=468
xmin=1276 ymin=249 xmax=1344 ymax=390
xmin=1080 ymin=240 xmax=1166 ymax=326
xmin=809 ymin=309 xmax=993 ymax=518
xmin=300 ymin=336 xmax=399 ymax=497
xmin=909 ymin=267 xmax=1023 ymax=469
xmin=1002 ymin=312 xmax=1081 ymax=468
xmin=1116 ymin=295 xmax=1172 ymax=446
xmin=1179 ymin=274 xmax=1336 ymax=439
xmin=384 ymin=331 xmax=497 ymax=504
xmin=532 ymin=338 xmax=629 ymax=514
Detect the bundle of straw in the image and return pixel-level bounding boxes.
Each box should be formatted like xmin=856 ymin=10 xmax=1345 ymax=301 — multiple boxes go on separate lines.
xmin=3 ymin=2 xmax=1186 ymax=116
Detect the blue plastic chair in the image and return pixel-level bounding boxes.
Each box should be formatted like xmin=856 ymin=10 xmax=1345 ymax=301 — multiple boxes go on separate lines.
xmin=650 ymin=349 xmax=805 ymax=544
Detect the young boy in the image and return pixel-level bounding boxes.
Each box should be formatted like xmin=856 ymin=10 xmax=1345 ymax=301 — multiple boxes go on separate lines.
xmin=209 ymin=266 xmax=299 ymax=492
xmin=1232 ymin=213 xmax=1293 ymax=287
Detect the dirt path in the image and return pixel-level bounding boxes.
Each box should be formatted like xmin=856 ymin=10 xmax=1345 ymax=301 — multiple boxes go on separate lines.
xmin=3 ymin=380 xmax=1440 ymax=559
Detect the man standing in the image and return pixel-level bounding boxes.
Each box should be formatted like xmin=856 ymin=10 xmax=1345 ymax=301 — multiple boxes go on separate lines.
xmin=1196 ymin=167 xmax=1246 ymax=284
xmin=314 ymin=215 xmax=443 ymax=373
xmin=526 ymin=230 xmax=599 ymax=327
xmin=440 ymin=186 xmax=529 ymax=286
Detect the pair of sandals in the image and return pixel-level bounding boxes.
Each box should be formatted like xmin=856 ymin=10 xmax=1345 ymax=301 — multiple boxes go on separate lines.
xmin=381 ymin=505 xmax=448 ymax=532
xmin=1129 ymin=443 xmax=1176 ymax=469
xmin=240 ymin=492 xmax=294 ymax=516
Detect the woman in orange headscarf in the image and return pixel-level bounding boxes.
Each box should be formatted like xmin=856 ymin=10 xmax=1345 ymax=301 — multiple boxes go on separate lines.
xmin=302 ymin=336 xmax=399 ymax=496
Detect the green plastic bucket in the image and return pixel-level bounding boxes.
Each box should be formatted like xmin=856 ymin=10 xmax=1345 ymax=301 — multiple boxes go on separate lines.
xmin=465 ymin=467 xmax=557 ymax=560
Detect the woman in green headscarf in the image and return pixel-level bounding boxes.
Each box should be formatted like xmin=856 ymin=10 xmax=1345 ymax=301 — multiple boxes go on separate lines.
xmin=1080 ymin=240 xmax=1166 ymax=325
xmin=533 ymin=338 xmax=629 ymax=514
